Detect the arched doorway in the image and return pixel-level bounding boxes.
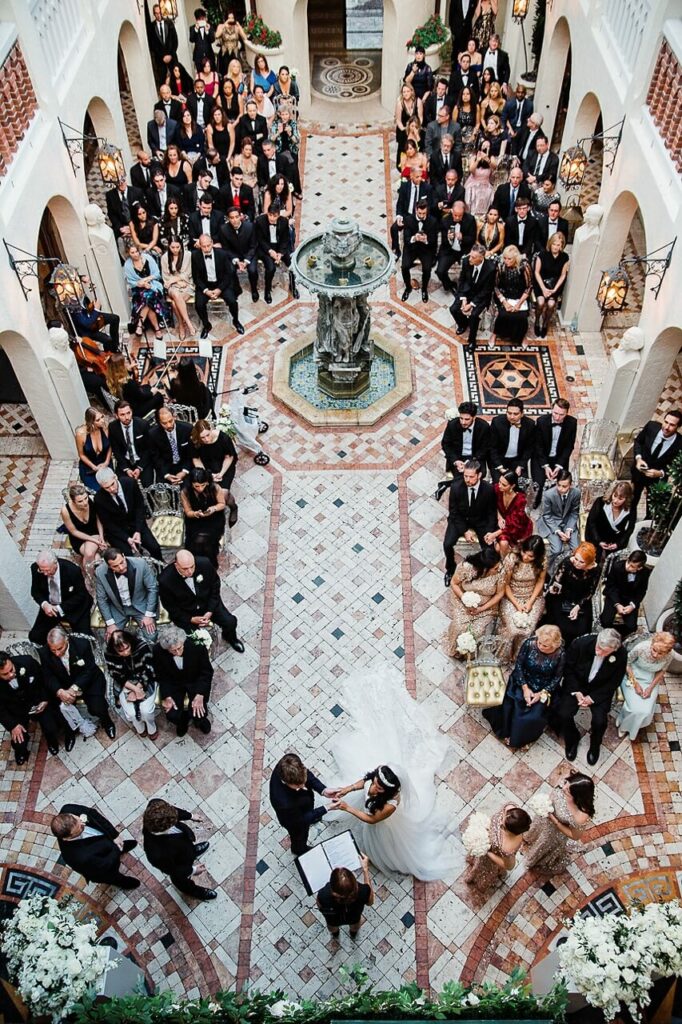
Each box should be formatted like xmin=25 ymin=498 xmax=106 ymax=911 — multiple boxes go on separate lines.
xmin=36 ymin=196 xmax=89 ymax=322
xmin=308 ymin=0 xmax=383 ymax=100
xmin=541 ymin=17 xmax=571 ymax=149
xmin=118 ymin=21 xmax=152 ymax=154
xmin=82 ymin=97 xmax=119 ymax=214
xmin=118 ymin=43 xmax=143 ymax=153
xmin=591 ymin=191 xmax=648 ymax=345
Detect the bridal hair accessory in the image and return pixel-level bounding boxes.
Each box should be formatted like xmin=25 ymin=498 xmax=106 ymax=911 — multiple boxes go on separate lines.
xmin=376 ymin=766 xmax=394 ymax=788
xmin=462 ymin=812 xmax=491 ymax=856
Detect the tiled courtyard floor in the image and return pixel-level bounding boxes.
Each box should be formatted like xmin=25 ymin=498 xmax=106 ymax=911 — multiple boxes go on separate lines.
xmin=1 ymin=124 xmax=680 ymax=1001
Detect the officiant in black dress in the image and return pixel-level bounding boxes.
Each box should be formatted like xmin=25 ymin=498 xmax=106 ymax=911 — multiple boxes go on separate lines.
xmin=269 ymin=752 xmax=335 ymax=856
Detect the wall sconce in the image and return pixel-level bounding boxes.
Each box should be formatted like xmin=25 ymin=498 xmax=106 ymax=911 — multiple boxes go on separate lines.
xmin=511 ymin=0 xmax=530 ymax=76
xmin=158 ymin=0 xmax=178 ymax=16
xmin=58 ymin=118 xmax=125 ymax=185
xmin=49 ymin=264 xmax=86 ymax=307
xmin=3 ymin=240 xmax=64 ymax=301
xmin=559 ymin=118 xmax=625 ymax=189
xmin=597 ymin=238 xmax=677 ymax=313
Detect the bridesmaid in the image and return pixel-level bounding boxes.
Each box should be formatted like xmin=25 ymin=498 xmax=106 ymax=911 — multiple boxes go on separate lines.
xmin=524 ymin=773 xmax=594 ymax=875
xmin=498 ymin=536 xmax=546 ymax=658
xmin=464 ymin=805 xmax=531 ymax=894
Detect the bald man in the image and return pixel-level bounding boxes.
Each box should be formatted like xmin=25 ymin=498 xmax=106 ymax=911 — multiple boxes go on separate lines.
xmin=29 ymin=551 xmax=93 ymax=644
xmin=158 ymin=551 xmax=244 ymax=652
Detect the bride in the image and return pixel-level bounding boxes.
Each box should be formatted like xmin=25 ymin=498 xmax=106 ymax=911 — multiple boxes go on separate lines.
xmin=330 ymin=665 xmax=463 ymax=881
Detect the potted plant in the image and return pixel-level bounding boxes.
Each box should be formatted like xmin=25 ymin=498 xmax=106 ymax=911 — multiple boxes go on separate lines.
xmin=244 ymin=12 xmax=283 ymax=62
xmin=629 ymin=453 xmax=682 ymax=564
xmin=655 ymin=576 xmax=682 ymax=675
xmin=406 ymin=14 xmax=450 ymax=73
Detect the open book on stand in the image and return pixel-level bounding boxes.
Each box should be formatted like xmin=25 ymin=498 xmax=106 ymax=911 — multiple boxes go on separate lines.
xmin=295 ymin=829 xmax=361 ymax=895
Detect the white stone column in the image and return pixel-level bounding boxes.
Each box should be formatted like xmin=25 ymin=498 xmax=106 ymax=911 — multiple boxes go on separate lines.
xmin=0 ymin=519 xmax=34 ymax=630
xmin=173 ymin=2 xmax=193 ymax=73
xmin=644 ymin=518 xmax=682 ymax=627
xmin=84 ymin=204 xmax=130 ymax=323
xmin=595 ymin=327 xmax=644 ymax=422
xmin=46 ymin=326 xmax=90 ymax=432
xmin=560 ymin=204 xmax=604 ymax=328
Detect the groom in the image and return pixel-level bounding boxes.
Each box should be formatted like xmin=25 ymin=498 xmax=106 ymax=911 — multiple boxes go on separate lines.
xmin=269 ymin=753 xmax=337 ymax=856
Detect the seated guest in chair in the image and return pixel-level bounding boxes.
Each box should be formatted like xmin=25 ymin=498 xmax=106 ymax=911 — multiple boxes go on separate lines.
xmin=95 ymin=548 xmax=159 ymax=643
xmin=0 ymin=649 xmax=62 ymax=763
xmin=93 ymin=467 xmax=163 ymax=560
xmin=537 ymin=470 xmax=581 ymax=572
xmin=436 ymin=200 xmax=477 ymax=294
xmin=143 ymin=798 xmax=216 ymax=900
xmin=51 ymin=804 xmax=139 ymax=889
xmin=149 ymin=406 xmax=194 ymax=485
xmin=153 ymin=626 xmax=213 ymax=735
xmin=108 ymin=400 xmax=154 ymax=487
xmin=105 ymin=630 xmax=158 ymax=738
xmin=40 ymin=627 xmax=115 ymax=741
xmin=438 ymin=400 xmax=491 ymax=498
xmin=28 ymin=550 xmax=93 ymax=645
xmin=449 ymin=242 xmax=496 ymax=353
xmin=389 ymin=166 xmax=434 ymax=258
xmin=254 ymin=203 xmax=298 ymax=303
xmin=442 ymin=458 xmax=497 ymax=586
xmin=584 ymin=481 xmax=637 ymax=560
xmin=191 ymin=234 xmax=244 ymax=339
xmin=159 ymin=550 xmax=244 ymax=652
xmin=488 ymin=398 xmax=535 ymax=481
xmin=600 ymin=550 xmax=651 ymax=639
xmin=530 ymin=398 xmax=577 ymax=507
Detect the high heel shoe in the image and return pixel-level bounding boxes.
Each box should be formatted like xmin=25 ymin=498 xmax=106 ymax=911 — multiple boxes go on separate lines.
xmin=135 ymin=322 xmax=143 ymax=336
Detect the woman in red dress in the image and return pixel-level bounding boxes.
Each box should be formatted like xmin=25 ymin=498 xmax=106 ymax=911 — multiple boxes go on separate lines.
xmin=484 ymin=471 xmax=533 ymax=555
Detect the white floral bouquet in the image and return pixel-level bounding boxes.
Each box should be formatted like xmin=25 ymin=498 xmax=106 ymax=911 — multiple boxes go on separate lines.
xmin=461 ymin=591 xmax=482 ymax=609
xmin=2 ymin=895 xmax=110 ymax=1023
xmin=511 ymin=609 xmax=532 ymax=630
xmin=289 ymin=67 xmax=300 ymax=80
xmin=216 ymin=403 xmax=237 ymax=438
xmin=456 ymin=631 xmax=477 ymax=657
xmin=445 ymin=407 xmax=459 ymax=420
xmin=462 ymin=812 xmax=491 ymax=856
xmin=190 ymin=628 xmax=213 ymax=650
xmin=528 ymin=791 xmax=553 ymax=818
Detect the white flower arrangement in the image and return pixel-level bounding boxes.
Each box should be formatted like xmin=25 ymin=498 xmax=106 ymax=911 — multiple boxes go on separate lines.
xmin=512 ymin=609 xmax=532 ymax=630
xmin=190 ymin=628 xmax=213 ymax=650
xmin=456 ymin=631 xmax=478 ymax=657
xmin=462 ymin=812 xmax=491 ymax=856
xmin=461 ymin=591 xmax=482 ymax=609
xmin=559 ymin=900 xmax=682 ymax=1022
xmin=289 ymin=67 xmax=300 ymax=79
xmin=216 ymin=403 xmax=238 ymax=439
xmin=268 ymin=1000 xmax=303 ymax=1018
xmin=1 ymin=895 xmax=110 ymax=1023
xmin=445 ymin=407 xmax=459 ymax=420
xmin=528 ymin=792 xmax=553 ymax=818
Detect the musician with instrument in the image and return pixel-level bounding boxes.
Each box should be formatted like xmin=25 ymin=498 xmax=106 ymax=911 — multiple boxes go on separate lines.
xmin=68 ymin=290 xmax=121 ymax=353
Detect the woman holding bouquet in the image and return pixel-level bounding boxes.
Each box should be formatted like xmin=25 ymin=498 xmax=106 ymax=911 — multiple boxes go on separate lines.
xmin=498 ymin=536 xmax=547 ymax=657
xmin=445 ymin=548 xmax=506 ymax=657
xmin=483 ymin=625 xmax=564 ymax=749
xmin=524 ymin=773 xmax=594 ymax=875
xmin=463 ymin=804 xmax=531 ymax=894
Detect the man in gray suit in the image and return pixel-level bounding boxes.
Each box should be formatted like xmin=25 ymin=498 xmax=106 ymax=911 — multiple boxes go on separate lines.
xmin=95 ymin=548 xmax=159 ymax=642
xmin=537 ymin=470 xmax=581 ymax=571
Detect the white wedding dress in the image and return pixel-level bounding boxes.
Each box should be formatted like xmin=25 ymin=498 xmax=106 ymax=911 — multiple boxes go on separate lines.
xmin=331 ymin=666 xmax=464 ymax=882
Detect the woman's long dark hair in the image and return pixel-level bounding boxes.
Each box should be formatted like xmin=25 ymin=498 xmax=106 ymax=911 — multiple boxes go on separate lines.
xmin=363 ymin=765 xmax=401 ymax=813
xmin=166 ymin=238 xmax=186 ymax=275
xmin=266 ymin=173 xmax=289 ymax=206
xmin=519 ymin=535 xmax=546 ymax=571
xmin=183 ymin=466 xmax=219 ymax=507
xmin=172 ymin=357 xmax=205 ymax=407
xmin=567 ymin=771 xmax=595 ymax=817
xmin=499 ymin=470 xmax=520 ymax=493
xmin=466 ymin=546 xmax=501 ymax=579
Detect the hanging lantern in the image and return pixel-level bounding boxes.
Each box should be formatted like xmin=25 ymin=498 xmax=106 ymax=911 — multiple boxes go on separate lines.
xmin=50 ymin=264 xmax=85 ymax=306
xmin=559 ymin=145 xmax=588 ymax=188
xmin=512 ymin=0 xmax=530 ymax=22
xmin=97 ymin=143 xmax=125 ymax=185
xmin=597 ymin=266 xmax=630 ymax=313
xmin=159 ymin=0 xmax=178 ymax=17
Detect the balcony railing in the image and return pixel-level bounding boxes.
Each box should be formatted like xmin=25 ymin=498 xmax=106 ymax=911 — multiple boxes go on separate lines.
xmin=28 ymin=0 xmax=83 ymax=82
xmin=646 ymin=37 xmax=682 ymax=174
xmin=0 ymin=38 xmax=38 ymax=178
xmin=603 ymin=0 xmax=651 ymax=69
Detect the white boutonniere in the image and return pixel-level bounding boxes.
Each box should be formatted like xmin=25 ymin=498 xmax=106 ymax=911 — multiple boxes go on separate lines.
xmin=75 ymin=659 xmax=85 ymax=666
xmin=196 ymin=575 xmax=203 ymax=582
xmin=68 ymin=586 xmax=74 ymax=592
xmin=18 ymin=667 xmax=26 ymax=676
xmin=79 ymin=814 xmax=88 ymax=823
xmin=608 ymin=655 xmax=616 ymax=663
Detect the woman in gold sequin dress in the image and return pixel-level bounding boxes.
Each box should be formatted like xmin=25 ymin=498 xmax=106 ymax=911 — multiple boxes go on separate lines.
xmin=463 ymin=805 xmax=531 ymax=894
xmin=524 ymin=773 xmax=594 ymax=875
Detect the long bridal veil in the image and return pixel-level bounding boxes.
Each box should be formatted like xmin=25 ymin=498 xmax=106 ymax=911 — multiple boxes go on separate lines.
xmin=331 ymin=665 xmax=464 ymax=881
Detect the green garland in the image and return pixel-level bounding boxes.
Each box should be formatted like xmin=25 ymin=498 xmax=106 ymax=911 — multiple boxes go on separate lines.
xmin=71 ymin=968 xmax=567 ymax=1023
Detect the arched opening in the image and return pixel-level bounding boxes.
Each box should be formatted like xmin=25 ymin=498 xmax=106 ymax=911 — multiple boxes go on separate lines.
xmin=592 ymin=190 xmax=648 ymax=345
xmin=82 ymin=97 xmax=119 ymax=214
xmin=0 ymin=331 xmax=52 ymax=466
xmin=540 ymin=17 xmax=571 ymax=149
xmin=36 ymin=196 xmax=87 ymax=322
xmin=570 ymin=91 xmax=604 ymax=209
xmin=118 ymin=44 xmax=143 ymax=153
xmin=652 ymin=328 xmax=682 ymax=423
xmin=118 ymin=21 xmax=150 ymax=153
xmin=307 ymin=0 xmax=383 ymax=100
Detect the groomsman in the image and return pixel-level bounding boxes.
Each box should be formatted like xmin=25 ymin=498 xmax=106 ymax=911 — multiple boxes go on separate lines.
xmin=51 ymin=803 xmax=139 ymax=889
xmin=143 ymin=798 xmax=216 ymax=901
xmin=449 ymin=243 xmax=496 ymax=352
xmin=530 ymin=398 xmax=577 ymax=506
xmin=269 ymin=753 xmax=336 ymax=856
xmin=631 ymin=411 xmax=682 ymax=510
xmin=439 ymin=401 xmax=491 ymax=494
xmin=488 ymin=399 xmax=536 ymax=481
xmin=442 ymin=459 xmax=496 ymax=586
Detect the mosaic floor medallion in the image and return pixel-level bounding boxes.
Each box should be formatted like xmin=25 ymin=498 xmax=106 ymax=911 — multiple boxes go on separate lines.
xmin=311 ymin=51 xmax=380 ymax=99
xmin=463 ymin=344 xmax=560 ymax=415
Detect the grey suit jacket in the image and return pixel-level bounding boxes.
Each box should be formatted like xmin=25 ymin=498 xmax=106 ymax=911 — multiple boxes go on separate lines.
xmin=95 ymin=557 xmax=159 ymax=625
xmin=537 ymin=486 xmax=581 ymax=538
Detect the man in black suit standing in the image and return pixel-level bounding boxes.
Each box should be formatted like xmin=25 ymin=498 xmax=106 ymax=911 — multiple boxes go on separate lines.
xmin=220 ymin=207 xmax=259 ymax=302
xmin=492 ymin=167 xmax=532 ymax=222
xmin=149 ymin=4 xmax=178 ymax=82
xmin=600 ymin=550 xmax=651 ymax=638
xmin=185 ymin=78 xmax=215 ymax=131
xmin=143 ymin=799 xmax=216 ymax=901
xmin=159 ymin=550 xmax=244 ymax=652
xmin=631 ymin=411 xmax=682 ymax=509
xmin=0 ymin=650 xmax=61 ymax=763
xmin=439 ymin=401 xmax=491 ymax=488
xmin=153 ymin=627 xmax=213 ymax=736
xmin=254 ymin=204 xmax=297 ymax=303
xmin=51 ymin=803 xmax=139 ymax=889
xmin=539 ymin=200 xmax=569 ymax=247
xmin=389 ymin=166 xmax=434 ymax=257
xmin=489 ymin=398 xmax=536 ymax=480
xmin=442 ymin=459 xmax=497 ymax=586
xmin=189 ymin=7 xmax=215 ymax=69
xmin=41 ymin=627 xmax=115 ymax=739
xmin=93 ymin=467 xmax=162 ymax=560
xmin=501 ymin=84 xmax=534 ymax=151
xmin=449 ymin=243 xmax=496 ymax=351
xmin=106 ymin=176 xmax=144 ymax=257
xmin=401 ymin=198 xmax=439 ymax=303
xmin=269 ymin=752 xmax=336 ymax=856
xmin=188 ymin=195 xmax=225 ymax=249
xmin=437 ymin=200 xmax=477 ymax=293
xmin=482 ymin=34 xmax=511 ymax=94
xmin=109 ymin=399 xmax=153 ymax=487
xmin=191 ymin=234 xmax=244 ymax=337
xmin=149 ymin=407 xmax=194 ymax=484
xmin=551 ymin=629 xmax=627 ymax=765
xmin=28 ymin=551 xmax=93 ymax=644
xmin=505 ymin=197 xmax=543 ymax=259
xmin=530 ymin=398 xmax=577 ymax=505
xmin=448 ymin=0 xmax=476 ymax=63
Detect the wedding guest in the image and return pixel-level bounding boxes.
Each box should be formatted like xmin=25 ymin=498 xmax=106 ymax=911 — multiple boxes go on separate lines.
xmin=403 ymin=45 xmax=434 ymax=101
xmin=214 ymin=14 xmax=246 ymax=75
xmin=445 ymin=547 xmax=506 ymax=656
xmin=617 ymin=632 xmax=676 ymax=740
xmin=251 ymin=54 xmax=277 ymax=97
xmin=178 ymin=108 xmax=205 ymax=161
xmin=449 ymin=242 xmax=496 ymax=354
xmin=584 ymin=481 xmax=637 ymax=560
xmin=94 ymin=548 xmax=159 ymax=643
xmin=442 ymin=459 xmax=497 ymax=586
xmin=631 ymin=411 xmax=682 ymax=510
xmin=269 ymin=752 xmax=335 ymax=856
xmin=76 ymin=407 xmax=111 ymax=491
xmin=143 ymin=798 xmax=216 ymax=901
xmin=532 ymin=232 xmax=569 ymax=337
xmin=181 ymin=468 xmax=228 ymax=567
xmin=153 ymin=626 xmax=213 ymax=736
xmin=484 ymin=625 xmax=564 ymax=749
xmin=543 ymin=542 xmax=600 ymax=646
xmin=440 ymin=401 xmax=491 ymax=482
xmin=317 ymin=858 xmax=374 ymax=939
xmin=161 ymin=239 xmax=195 ymax=340
xmin=215 ymin=76 xmax=242 ymax=124
xmin=109 ymin=399 xmax=153 ymax=488
xmin=498 ymin=536 xmax=546 ymax=657
xmin=28 ymin=551 xmax=93 ymax=645
xmin=123 ymin=242 xmax=173 ymax=340
xmin=464 ymin=148 xmax=495 ymax=216
xmin=463 ymin=805 xmax=531 ymax=894
xmin=159 ymin=197 xmax=189 ymax=250
xmin=476 ymin=206 xmax=505 ymax=258
xmin=472 ymin=0 xmax=498 ymax=54
xmin=191 ymin=418 xmax=238 ymax=491
xmin=164 ymin=143 xmax=192 ymax=190
xmin=129 ymin=204 xmax=162 ymax=260
xmin=600 ymin=549 xmax=651 ymax=638
xmin=169 ymin=357 xmax=213 ymax=419
xmin=105 ymin=352 xmax=165 ymax=420
xmin=93 ymin=468 xmax=163 ymax=560
xmin=488 ymin=398 xmax=535 ymax=481
xmin=484 ymin=471 xmax=532 ymax=555
xmin=530 ymin=398 xmax=577 ymax=507
xmin=51 ymin=804 xmax=139 ymax=889
xmin=149 ymin=406 xmax=194 ymax=484
xmin=158 ymin=550 xmax=243 ymax=651
xmin=273 ymin=66 xmax=300 ymax=112
xmin=41 ymin=627 xmax=115 ymax=739
xmin=537 ymin=470 xmax=581 ymax=571
xmin=0 ymin=649 xmax=61 ymax=764
xmin=524 ymin=773 xmax=594 ymax=875
xmin=105 ymin=629 xmax=157 ymax=738
xmin=490 ymin=245 xmax=532 ymax=348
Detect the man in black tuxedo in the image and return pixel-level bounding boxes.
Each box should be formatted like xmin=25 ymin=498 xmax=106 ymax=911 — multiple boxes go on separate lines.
xmin=41 ymin=628 xmax=115 ymax=739
xmin=523 ymin=136 xmax=560 ymax=186
xmin=448 ymin=0 xmax=476 ymax=62
xmin=147 ymin=110 xmax=179 ymax=161
xmin=631 ymin=412 xmax=682 ymax=509
xmin=440 ymin=401 xmax=491 ymax=483
xmin=220 ymin=207 xmax=259 ymax=302
xmin=449 ymin=243 xmax=496 ymax=351
xmin=492 ymin=167 xmax=532 ymax=221
xmin=401 ymin=199 xmax=439 ymax=303
xmin=144 ymin=169 xmax=183 ymax=220
xmin=218 ymin=166 xmax=255 ymax=220
xmin=269 ymin=752 xmax=335 ymax=856
xmin=442 ymin=459 xmax=497 ymax=585
xmin=436 ymin=200 xmax=476 ymax=293
xmin=429 ymin=134 xmax=463 ymax=188
xmin=143 ymin=799 xmax=216 ymax=900
xmin=489 ymin=399 xmax=536 ymax=480
xmin=51 ymin=804 xmax=139 ymax=889
xmin=257 ymin=139 xmax=289 ymax=188
xmin=185 ymin=78 xmax=215 ymax=131
xmin=159 ymin=550 xmax=244 ymax=651
xmin=189 ymin=7 xmax=215 ymax=69
xmin=191 ymin=234 xmax=244 ymax=337
xmin=149 ymin=407 xmax=194 ymax=484
xmin=236 ymin=100 xmax=268 ymax=153
xmin=109 ymin=399 xmax=153 ymax=487
xmin=434 ymin=168 xmax=465 ymax=212
xmin=93 ymin=467 xmax=163 ymax=560
xmin=106 ymin=177 xmax=144 ymax=254
xmin=129 ymin=149 xmax=158 ymax=192
xmin=423 ymin=78 xmax=454 ymax=126
xmin=188 ymin=195 xmax=225 ymax=249
xmin=149 ymin=4 xmax=178 ymax=81
xmin=154 ymin=83 xmax=182 ymax=125
xmin=184 ymin=169 xmax=220 ymax=213
xmin=505 ymin=197 xmax=543 ymax=258
xmin=254 ymin=205 xmax=297 ymax=303
xmin=539 ymin=200 xmax=569 ymax=247
xmin=447 ymin=53 xmax=480 ymax=105
xmin=600 ymin=551 xmax=651 ymax=638
xmin=530 ymin=398 xmax=578 ymax=505
xmin=29 ymin=551 xmax=93 ymax=644
xmin=0 ymin=650 xmax=61 ymax=763
xmin=389 ymin=166 xmax=434 ymax=257
xmin=153 ymin=627 xmax=213 ymax=736
xmin=516 ymin=113 xmax=546 ymax=165
xmin=551 ymin=629 xmax=627 ymax=764
xmin=193 ymin=147 xmax=229 ymax=190
xmin=501 ymin=84 xmax=534 ymax=150
xmin=482 ymin=34 xmax=511 ymax=93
